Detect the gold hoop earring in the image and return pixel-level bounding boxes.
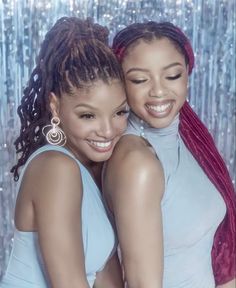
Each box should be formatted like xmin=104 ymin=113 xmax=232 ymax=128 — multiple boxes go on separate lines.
xmin=42 ymin=116 xmax=67 ymax=146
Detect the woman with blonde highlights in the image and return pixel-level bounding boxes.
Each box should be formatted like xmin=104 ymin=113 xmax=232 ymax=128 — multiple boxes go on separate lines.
xmin=0 ymin=17 xmax=129 ymax=288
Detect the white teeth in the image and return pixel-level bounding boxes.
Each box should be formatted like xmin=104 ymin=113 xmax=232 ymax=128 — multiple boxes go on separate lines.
xmin=89 ymin=141 xmax=112 ymax=148
xmin=147 ymin=103 xmax=171 ymax=112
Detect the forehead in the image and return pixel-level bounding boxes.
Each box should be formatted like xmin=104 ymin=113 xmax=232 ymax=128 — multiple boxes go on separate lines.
xmin=73 ymin=78 xmax=122 ymax=94
xmin=61 ymin=79 xmax=125 ymax=104
xmin=123 ymin=37 xmax=185 ymax=68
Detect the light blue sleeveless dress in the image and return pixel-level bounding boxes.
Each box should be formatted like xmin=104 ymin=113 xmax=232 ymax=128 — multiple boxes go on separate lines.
xmin=125 ymin=112 xmax=226 ymax=288
xmin=0 ymin=145 xmax=116 ymax=288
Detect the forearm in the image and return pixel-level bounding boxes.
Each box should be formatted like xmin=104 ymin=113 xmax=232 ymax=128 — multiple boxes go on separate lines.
xmin=216 ymin=278 xmax=235 ymax=288
xmin=124 ymin=264 xmax=162 ymax=288
xmin=126 ymin=280 xmax=162 ymax=288
xmin=51 ymin=281 xmax=89 ymax=288
xmin=94 ymin=253 xmax=124 ymax=288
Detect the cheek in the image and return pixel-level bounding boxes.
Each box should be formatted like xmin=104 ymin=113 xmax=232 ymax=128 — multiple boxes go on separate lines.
xmin=127 ymin=94 xmax=144 ymax=112
xmin=179 ymin=81 xmax=188 ymax=98
xmin=75 ymin=122 xmax=96 ymax=134
xmin=125 ymin=80 xmax=140 ymax=98
xmin=180 ymin=75 xmax=188 ymax=91
xmin=170 ymin=79 xmax=188 ymax=96
xmin=114 ymin=118 xmax=128 ymax=135
xmin=63 ymin=118 xmax=89 ymax=138
xmin=126 ymin=86 xmax=143 ymax=105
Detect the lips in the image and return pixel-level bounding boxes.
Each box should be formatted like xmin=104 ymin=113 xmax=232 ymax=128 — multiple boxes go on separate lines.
xmin=145 ymin=100 xmax=173 ymax=118
xmin=87 ymin=139 xmax=113 ymax=152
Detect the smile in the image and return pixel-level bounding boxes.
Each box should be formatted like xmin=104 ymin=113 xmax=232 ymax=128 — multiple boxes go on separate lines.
xmin=146 ymin=102 xmax=171 ymax=113
xmin=89 ymin=140 xmax=112 ymax=148
xmin=87 ymin=140 xmax=113 ymax=152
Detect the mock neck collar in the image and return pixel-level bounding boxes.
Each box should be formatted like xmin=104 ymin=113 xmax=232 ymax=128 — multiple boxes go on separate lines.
xmin=128 ymin=111 xmax=180 ymax=140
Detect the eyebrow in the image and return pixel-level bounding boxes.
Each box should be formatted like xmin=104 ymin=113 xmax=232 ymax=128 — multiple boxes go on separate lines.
xmin=75 ymin=99 xmax=127 ymax=110
xmin=116 ymin=99 xmax=128 ymax=108
xmin=163 ymin=62 xmax=183 ymax=70
xmin=126 ymin=62 xmax=183 ymax=75
xmin=75 ymin=103 xmax=96 ymax=109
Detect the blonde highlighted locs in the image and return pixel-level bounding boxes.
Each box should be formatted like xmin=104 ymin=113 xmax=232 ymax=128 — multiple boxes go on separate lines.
xmin=11 ymin=17 xmax=124 ymax=181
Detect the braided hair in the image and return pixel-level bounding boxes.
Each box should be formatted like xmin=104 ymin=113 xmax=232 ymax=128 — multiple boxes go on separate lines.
xmin=113 ymin=21 xmax=194 ymax=74
xmin=112 ymin=21 xmax=235 ymax=285
xmin=11 ymin=17 xmax=124 ymax=181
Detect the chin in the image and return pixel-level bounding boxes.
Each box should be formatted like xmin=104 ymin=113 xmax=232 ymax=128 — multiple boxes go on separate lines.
xmin=148 ymin=114 xmax=177 ymax=129
xmin=91 ymin=152 xmax=113 ymax=163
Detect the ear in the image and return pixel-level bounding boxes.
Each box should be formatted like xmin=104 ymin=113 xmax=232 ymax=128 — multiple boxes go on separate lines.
xmin=49 ymin=92 xmax=60 ymax=117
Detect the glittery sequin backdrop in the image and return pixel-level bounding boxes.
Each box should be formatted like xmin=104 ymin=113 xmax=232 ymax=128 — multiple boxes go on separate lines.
xmin=0 ymin=0 xmax=235 ymax=278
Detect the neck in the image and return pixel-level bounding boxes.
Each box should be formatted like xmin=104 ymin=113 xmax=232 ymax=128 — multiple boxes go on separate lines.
xmin=87 ymin=162 xmax=103 ymax=190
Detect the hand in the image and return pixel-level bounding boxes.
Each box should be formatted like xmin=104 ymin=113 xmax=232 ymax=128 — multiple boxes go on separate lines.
xmin=217 ymin=278 xmax=236 ymax=288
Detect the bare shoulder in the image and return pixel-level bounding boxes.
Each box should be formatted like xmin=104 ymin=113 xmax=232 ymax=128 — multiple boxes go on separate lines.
xmin=15 ymin=150 xmax=83 ymax=231
xmin=104 ymin=135 xmax=164 ymax=203
xmin=106 ymin=134 xmax=163 ymax=180
xmin=28 ymin=149 xmax=80 ymax=171
xmin=22 ymin=150 xmax=82 ymax=200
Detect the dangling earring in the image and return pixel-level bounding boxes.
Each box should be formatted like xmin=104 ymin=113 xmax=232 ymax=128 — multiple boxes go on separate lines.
xmin=42 ymin=116 xmax=67 ymax=146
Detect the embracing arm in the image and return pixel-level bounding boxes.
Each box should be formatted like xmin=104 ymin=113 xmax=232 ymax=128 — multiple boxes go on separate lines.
xmin=104 ymin=140 xmax=165 ymax=288
xmin=216 ymin=279 xmax=236 ymax=288
xmin=29 ymin=152 xmax=89 ymax=288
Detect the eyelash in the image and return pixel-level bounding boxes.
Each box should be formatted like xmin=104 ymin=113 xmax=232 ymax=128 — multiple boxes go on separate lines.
xmin=130 ymin=73 xmax=182 ymax=84
xmin=79 ymin=113 xmax=94 ymax=119
xmin=79 ymin=109 xmax=129 ymax=119
xmin=130 ymin=79 xmax=146 ymax=84
xmin=166 ymin=73 xmax=182 ymax=80
xmin=116 ymin=109 xmax=130 ymax=116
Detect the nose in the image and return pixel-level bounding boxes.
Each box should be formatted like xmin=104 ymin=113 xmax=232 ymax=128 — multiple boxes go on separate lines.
xmin=149 ymin=79 xmax=167 ymax=98
xmin=97 ymin=118 xmax=114 ymax=139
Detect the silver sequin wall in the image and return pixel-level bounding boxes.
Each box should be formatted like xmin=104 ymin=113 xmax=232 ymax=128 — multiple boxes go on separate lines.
xmin=0 ymin=0 xmax=235 ymax=278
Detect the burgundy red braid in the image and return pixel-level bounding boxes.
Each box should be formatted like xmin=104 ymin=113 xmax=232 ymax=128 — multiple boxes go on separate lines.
xmin=112 ymin=21 xmax=235 ymax=285
xmin=180 ymin=102 xmax=235 ymax=284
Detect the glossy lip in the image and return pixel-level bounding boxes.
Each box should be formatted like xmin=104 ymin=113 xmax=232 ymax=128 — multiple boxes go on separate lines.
xmin=145 ymin=100 xmax=174 ymax=118
xmin=86 ymin=139 xmax=114 ymax=153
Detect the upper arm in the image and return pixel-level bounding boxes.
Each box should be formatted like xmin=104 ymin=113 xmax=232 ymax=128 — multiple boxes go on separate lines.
xmin=27 ymin=152 xmax=89 ymax=288
xmin=104 ymin=143 xmax=164 ymax=288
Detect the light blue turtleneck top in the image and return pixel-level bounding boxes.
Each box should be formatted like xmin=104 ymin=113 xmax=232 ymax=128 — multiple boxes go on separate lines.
xmin=125 ymin=112 xmax=226 ymax=288
xmin=0 ymin=145 xmax=116 ymax=288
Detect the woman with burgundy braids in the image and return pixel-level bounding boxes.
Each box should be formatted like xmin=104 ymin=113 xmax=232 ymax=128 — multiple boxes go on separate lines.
xmin=103 ymin=21 xmax=235 ymax=288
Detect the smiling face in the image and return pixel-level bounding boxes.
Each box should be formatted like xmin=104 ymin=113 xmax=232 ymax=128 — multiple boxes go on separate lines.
xmin=122 ymin=37 xmax=188 ymax=129
xmin=50 ymin=79 xmax=128 ymax=166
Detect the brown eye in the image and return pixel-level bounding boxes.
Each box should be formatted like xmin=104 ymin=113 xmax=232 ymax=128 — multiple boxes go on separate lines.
xmin=79 ymin=113 xmax=94 ymax=119
xmin=116 ymin=109 xmax=130 ymax=117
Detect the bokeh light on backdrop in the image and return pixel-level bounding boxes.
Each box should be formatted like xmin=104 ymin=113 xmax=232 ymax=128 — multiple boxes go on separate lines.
xmin=0 ymin=0 xmax=235 ymax=278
